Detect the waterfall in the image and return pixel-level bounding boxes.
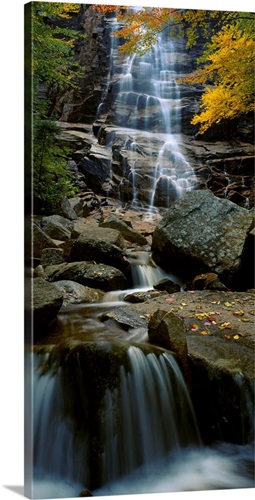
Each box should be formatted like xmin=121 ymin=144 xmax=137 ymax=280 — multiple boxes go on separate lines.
xmin=126 ymin=250 xmax=182 ymax=288
xmin=31 ymin=342 xmax=255 ymax=498
xmin=100 ymin=346 xmax=201 ymax=485
xmin=32 ymin=344 xmax=201 ymax=496
xmin=96 ymin=12 xmax=197 ymax=211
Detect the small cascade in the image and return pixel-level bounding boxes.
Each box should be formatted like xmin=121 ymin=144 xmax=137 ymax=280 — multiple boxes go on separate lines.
xmin=31 ymin=345 xmax=254 ymax=497
xmin=126 ymin=250 xmax=182 ymax=288
xmin=100 ymin=346 xmax=201 ymax=485
xmin=95 ymin=12 xmax=197 ymax=212
xmin=32 ymin=343 xmax=201 ymax=496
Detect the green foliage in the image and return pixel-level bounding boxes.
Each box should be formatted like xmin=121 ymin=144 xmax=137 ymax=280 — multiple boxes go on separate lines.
xmin=30 ymin=2 xmax=84 ymax=213
xmin=33 ymin=119 xmax=77 ymax=213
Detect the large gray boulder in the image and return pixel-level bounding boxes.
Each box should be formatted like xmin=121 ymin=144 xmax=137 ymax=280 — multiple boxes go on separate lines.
xmin=152 ymin=190 xmax=254 ymax=289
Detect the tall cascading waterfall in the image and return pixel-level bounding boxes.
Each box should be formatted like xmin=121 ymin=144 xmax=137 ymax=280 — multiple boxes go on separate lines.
xmin=95 ymin=11 xmax=197 ymax=211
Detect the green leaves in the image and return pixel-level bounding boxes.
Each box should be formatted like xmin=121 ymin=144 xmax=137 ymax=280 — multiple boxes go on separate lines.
xmin=30 ymin=2 xmax=83 ymax=213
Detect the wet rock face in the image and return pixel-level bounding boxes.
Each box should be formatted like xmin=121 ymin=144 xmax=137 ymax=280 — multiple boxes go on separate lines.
xmin=152 ymin=190 xmax=254 ymax=289
xmin=32 ymin=278 xmax=63 ymax=336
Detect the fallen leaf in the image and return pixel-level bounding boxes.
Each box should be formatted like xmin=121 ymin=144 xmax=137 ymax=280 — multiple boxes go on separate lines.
xmin=195 ymin=313 xmax=208 ymax=320
xmin=208 ymin=317 xmax=216 ymax=322
xmin=233 ymin=335 xmax=240 ymax=340
xmin=215 ymin=311 xmax=222 ymax=315
xmin=191 ymin=324 xmax=199 ymax=330
xmin=165 ymin=297 xmax=175 ymax=303
xmin=204 ymin=322 xmax=211 ymax=327
xmin=241 ymin=318 xmax=250 ymax=322
xmin=248 ymin=310 xmax=254 ymax=315
xmin=224 ymin=302 xmax=232 ymax=307
xmin=219 ymin=322 xmax=233 ymax=330
xmin=232 ymin=310 xmax=244 ymax=316
xmin=201 ymin=330 xmax=208 ymax=335
xmin=196 ymin=305 xmax=202 ymax=309
xmin=181 ymin=302 xmax=187 ymax=306
xmin=224 ymin=335 xmax=231 ymax=340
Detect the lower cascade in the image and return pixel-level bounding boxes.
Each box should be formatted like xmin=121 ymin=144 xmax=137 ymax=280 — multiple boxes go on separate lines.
xmin=31 ymin=253 xmax=254 ymax=498
xmin=32 ymin=340 xmax=254 ymax=497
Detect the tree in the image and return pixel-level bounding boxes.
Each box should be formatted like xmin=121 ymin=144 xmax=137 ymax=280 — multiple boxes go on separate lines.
xmin=27 ymin=2 xmax=84 ymax=213
xmin=94 ymin=6 xmax=255 ymax=134
xmin=184 ymin=21 xmax=255 ymax=133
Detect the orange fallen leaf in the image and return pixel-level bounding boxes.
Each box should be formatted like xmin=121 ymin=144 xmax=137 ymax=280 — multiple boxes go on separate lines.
xmin=232 ymin=310 xmax=244 ymax=316
xmin=201 ymin=330 xmax=208 ymax=335
xmin=191 ymin=324 xmax=199 ymax=329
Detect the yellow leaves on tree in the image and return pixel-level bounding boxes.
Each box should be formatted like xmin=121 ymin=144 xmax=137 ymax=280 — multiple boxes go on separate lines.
xmin=190 ymin=25 xmax=255 ymax=133
xmin=93 ymin=6 xmax=254 ymax=133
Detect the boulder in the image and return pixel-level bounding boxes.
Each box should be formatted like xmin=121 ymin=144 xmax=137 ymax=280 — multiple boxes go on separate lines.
xmin=32 ymin=278 xmax=63 ymax=336
xmin=41 ymin=215 xmax=74 ymax=241
xmin=69 ymin=227 xmax=132 ymax=280
xmin=154 ymin=278 xmax=181 ymax=293
xmin=40 ymin=248 xmax=64 ymax=267
xmin=192 ymin=272 xmax=228 ymax=291
xmin=99 ymin=214 xmax=148 ymax=245
xmin=53 ymin=280 xmax=103 ymax=305
xmin=32 ymin=222 xmax=58 ymax=259
xmin=152 ymin=190 xmax=254 ymax=289
xmin=188 ymin=334 xmax=254 ymax=444
xmin=101 ymin=307 xmax=148 ymax=331
xmin=45 ymin=261 xmax=129 ymax=292
xmin=57 ymin=196 xmax=78 ymax=220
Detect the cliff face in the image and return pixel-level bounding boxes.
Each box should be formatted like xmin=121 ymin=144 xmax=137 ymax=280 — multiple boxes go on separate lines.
xmin=52 ymin=5 xmax=111 ymax=123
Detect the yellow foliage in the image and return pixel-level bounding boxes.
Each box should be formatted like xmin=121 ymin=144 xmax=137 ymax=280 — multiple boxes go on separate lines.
xmin=190 ymin=25 xmax=255 ymax=133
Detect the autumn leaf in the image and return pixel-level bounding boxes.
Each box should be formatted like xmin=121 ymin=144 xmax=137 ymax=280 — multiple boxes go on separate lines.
xmin=201 ymin=330 xmax=208 ymax=335
xmin=191 ymin=324 xmax=199 ymax=331
xmin=165 ymin=297 xmax=175 ymax=303
xmin=218 ymin=322 xmax=233 ymax=329
xmin=232 ymin=310 xmax=244 ymax=316
xmin=233 ymin=335 xmax=240 ymax=340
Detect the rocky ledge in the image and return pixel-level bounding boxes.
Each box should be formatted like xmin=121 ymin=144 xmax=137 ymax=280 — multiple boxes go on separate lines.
xmin=29 ymin=189 xmax=254 ymax=445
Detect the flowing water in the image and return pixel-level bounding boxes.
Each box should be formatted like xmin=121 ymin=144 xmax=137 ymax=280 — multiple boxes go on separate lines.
xmin=95 ymin=13 xmax=197 ymax=211
xmin=30 ymin=253 xmax=254 ymax=498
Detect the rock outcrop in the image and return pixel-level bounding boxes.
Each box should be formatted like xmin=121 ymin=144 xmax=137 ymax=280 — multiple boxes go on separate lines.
xmin=152 ymin=190 xmax=254 ymax=289
xmin=32 ymin=278 xmax=63 ymax=335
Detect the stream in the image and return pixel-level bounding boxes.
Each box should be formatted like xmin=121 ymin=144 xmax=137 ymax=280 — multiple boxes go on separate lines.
xmin=31 ymin=252 xmax=254 ymax=498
